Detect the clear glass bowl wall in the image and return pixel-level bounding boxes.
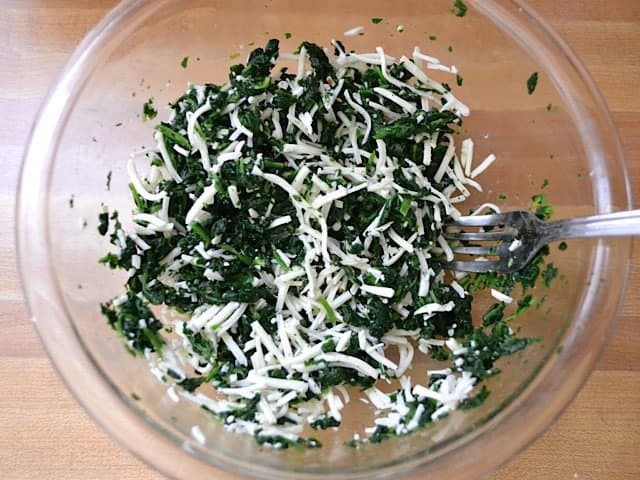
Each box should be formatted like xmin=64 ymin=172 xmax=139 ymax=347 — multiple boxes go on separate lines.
xmin=17 ymin=0 xmax=631 ymax=479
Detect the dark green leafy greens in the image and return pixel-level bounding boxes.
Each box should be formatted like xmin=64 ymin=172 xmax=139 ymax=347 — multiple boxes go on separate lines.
xmin=527 ymin=71 xmax=539 ymax=95
xmin=101 ymin=291 xmax=164 ymax=356
xmin=143 ymin=98 xmax=157 ymax=121
xmin=99 ymin=38 xmax=560 ymax=449
xmin=452 ymin=0 xmax=468 ymax=17
xmin=97 ymin=212 xmax=109 ymax=236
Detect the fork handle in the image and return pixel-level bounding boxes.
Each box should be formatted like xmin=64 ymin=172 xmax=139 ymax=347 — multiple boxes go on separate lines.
xmin=545 ymin=209 xmax=640 ymax=241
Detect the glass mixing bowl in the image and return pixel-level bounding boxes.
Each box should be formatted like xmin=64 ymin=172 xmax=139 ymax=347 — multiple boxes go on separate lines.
xmin=17 ymin=0 xmax=632 ymax=479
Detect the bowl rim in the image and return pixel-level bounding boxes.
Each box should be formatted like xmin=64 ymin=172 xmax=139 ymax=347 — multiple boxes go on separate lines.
xmin=16 ymin=0 xmax=633 ymax=479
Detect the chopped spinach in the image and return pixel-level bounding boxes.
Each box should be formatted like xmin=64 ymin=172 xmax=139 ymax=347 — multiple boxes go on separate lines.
xmin=100 ymin=292 xmax=164 ymax=355
xmin=143 ymin=98 xmax=158 ymax=121
xmin=97 ymin=212 xmax=109 ymax=236
xmin=99 ymin=37 xmax=560 ymax=450
xmin=452 ymin=0 xmax=468 ymax=17
xmin=542 ymin=263 xmax=558 ymax=287
xmin=311 ymin=415 xmax=341 ymax=430
xmin=527 ymin=71 xmax=539 ymax=95
xmin=532 ymin=193 xmax=553 ymax=220
xmin=255 ymin=432 xmax=321 ymax=450
xmin=459 ymin=385 xmax=489 ymax=409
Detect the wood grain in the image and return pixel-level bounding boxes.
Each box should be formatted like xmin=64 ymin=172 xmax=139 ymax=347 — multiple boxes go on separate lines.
xmin=0 ymin=1 xmax=638 ymax=479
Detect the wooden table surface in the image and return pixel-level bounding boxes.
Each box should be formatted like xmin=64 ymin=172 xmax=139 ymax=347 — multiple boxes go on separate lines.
xmin=1 ymin=1 xmax=638 ymax=479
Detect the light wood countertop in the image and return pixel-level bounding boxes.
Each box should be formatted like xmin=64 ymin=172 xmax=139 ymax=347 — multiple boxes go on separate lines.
xmin=1 ymin=1 xmax=638 ymax=479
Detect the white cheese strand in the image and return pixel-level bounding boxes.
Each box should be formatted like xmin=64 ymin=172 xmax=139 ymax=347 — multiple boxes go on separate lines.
xmin=343 ymin=89 xmax=372 ymax=143
xmin=154 ymin=131 xmax=183 ymax=183
xmin=186 ymin=102 xmax=212 ymax=171
xmin=373 ymin=86 xmax=417 ymax=114
xmin=127 ymin=155 xmax=166 ymax=202
xmin=185 ymin=184 xmax=217 ymax=225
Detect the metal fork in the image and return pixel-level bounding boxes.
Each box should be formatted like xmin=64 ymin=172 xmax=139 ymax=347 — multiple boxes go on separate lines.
xmin=441 ymin=209 xmax=640 ymax=273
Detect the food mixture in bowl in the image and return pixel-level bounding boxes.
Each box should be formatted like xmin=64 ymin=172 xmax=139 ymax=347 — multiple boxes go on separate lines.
xmin=97 ymin=36 xmax=559 ymax=449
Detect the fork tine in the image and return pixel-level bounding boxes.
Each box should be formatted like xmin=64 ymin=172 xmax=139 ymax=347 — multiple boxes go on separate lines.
xmin=440 ymin=260 xmax=500 ymax=273
xmin=446 ymin=214 xmax=506 ymax=227
xmin=451 ymin=245 xmax=496 ymax=256
xmin=444 ymin=230 xmax=516 ymax=241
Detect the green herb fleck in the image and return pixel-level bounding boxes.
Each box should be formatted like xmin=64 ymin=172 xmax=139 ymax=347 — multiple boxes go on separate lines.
xmin=311 ymin=415 xmax=341 ymax=430
xmin=429 ymin=35 xmax=437 ymax=41
xmin=448 ymin=45 xmax=454 ymax=52
xmin=452 ymin=0 xmax=468 ymax=17
xmin=482 ymin=303 xmax=505 ymax=326
xmin=531 ymin=193 xmax=553 ymax=220
xmin=255 ymin=433 xmax=321 ymax=450
xmin=230 ymin=52 xmax=241 ymax=60
xmin=459 ymin=386 xmax=489 ymax=409
xmin=498 ymin=193 xmax=508 ymax=201
xmin=507 ymin=295 xmax=536 ymax=321
xmin=527 ymin=71 xmax=539 ymax=95
xmin=541 ymin=178 xmax=549 ymax=189
xmin=456 ymin=74 xmax=464 ymax=87
xmin=371 ymin=17 xmax=383 ymax=24
xmin=542 ymin=263 xmax=558 ymax=287
xmin=558 ymin=241 xmax=568 ymax=251
xmin=318 ymin=297 xmax=337 ymax=324
xmin=131 ymin=392 xmax=141 ymax=401
xmin=284 ymin=32 xmax=292 ymax=39
xmin=142 ymin=98 xmax=157 ymax=121
xmin=181 ymin=56 xmax=189 ymax=69
xmin=179 ymin=376 xmax=208 ymax=393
